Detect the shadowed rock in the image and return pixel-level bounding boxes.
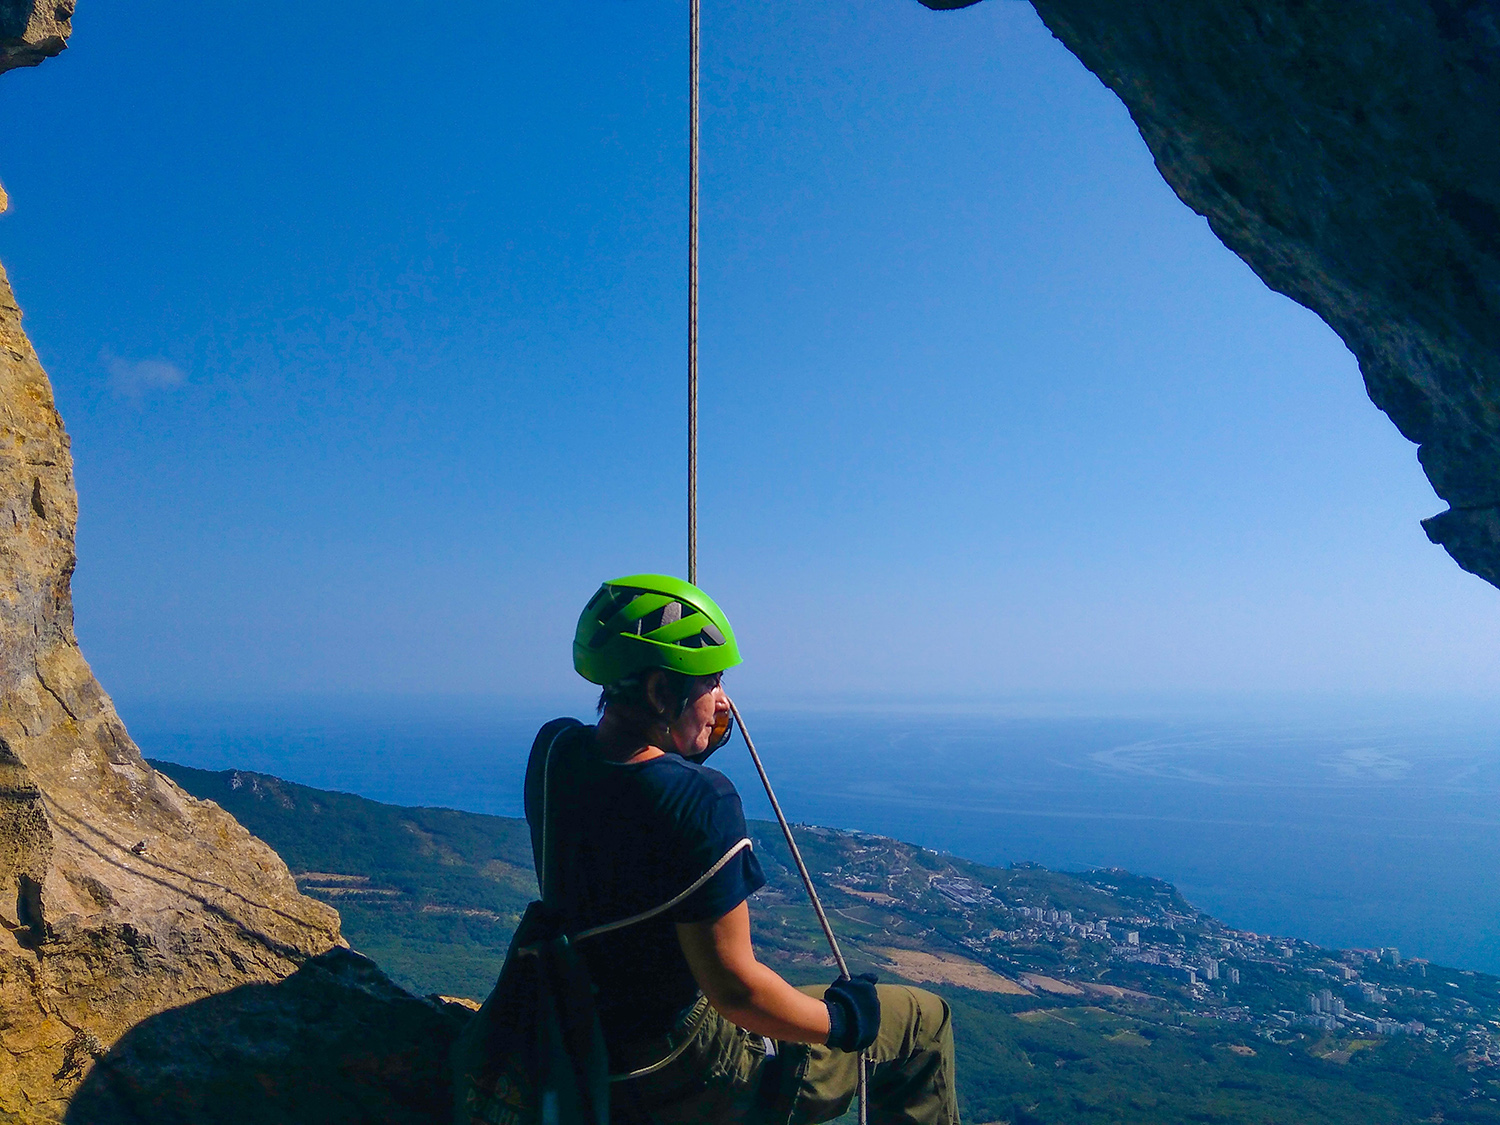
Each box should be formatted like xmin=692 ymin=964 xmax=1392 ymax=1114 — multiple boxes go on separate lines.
xmin=62 ymin=948 xmax=470 ymax=1125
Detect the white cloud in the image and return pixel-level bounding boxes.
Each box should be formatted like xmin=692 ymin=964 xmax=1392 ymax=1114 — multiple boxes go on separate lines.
xmin=104 ymin=354 xmax=185 ymax=397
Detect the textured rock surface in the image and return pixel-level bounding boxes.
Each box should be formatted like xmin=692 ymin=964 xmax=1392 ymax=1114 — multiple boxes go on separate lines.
xmin=0 ymin=261 xmax=343 ymax=1119
xmin=62 ymin=948 xmax=470 ymax=1125
xmin=1016 ymin=0 xmax=1500 ymax=589
xmin=0 ymin=0 xmax=72 ymax=74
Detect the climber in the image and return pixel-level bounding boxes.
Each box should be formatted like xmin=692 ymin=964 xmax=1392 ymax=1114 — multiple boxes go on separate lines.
xmin=522 ymin=574 xmax=959 ymax=1125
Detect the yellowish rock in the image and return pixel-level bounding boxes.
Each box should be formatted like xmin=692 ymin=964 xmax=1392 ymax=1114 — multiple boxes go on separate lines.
xmin=0 ymin=259 xmax=343 ymax=1120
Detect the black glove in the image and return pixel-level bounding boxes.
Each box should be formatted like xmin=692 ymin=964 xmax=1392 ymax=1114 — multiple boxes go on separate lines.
xmin=824 ymin=973 xmax=880 ymax=1053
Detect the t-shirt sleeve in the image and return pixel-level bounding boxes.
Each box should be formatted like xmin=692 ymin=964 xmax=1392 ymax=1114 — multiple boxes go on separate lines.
xmin=669 ymin=782 xmax=766 ymax=924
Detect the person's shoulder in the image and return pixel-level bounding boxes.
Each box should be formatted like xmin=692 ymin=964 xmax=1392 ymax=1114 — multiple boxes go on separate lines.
xmin=531 ymin=716 xmax=586 ymax=747
xmin=528 ymin=717 xmax=590 ymax=763
xmin=646 ymin=758 xmax=749 ymax=848
xmin=654 ymin=755 xmax=740 ymax=801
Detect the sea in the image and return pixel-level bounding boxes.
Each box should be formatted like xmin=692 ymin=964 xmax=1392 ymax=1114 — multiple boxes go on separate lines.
xmin=123 ymin=694 xmax=1500 ymax=976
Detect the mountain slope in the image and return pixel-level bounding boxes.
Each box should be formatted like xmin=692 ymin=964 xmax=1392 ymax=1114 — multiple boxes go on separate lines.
xmin=156 ymin=760 xmax=1500 ymax=1124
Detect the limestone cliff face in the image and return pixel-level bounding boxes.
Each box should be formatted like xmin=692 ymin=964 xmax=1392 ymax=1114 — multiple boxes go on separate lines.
xmin=1015 ymin=0 xmax=1500 ymax=589
xmin=0 ymin=261 xmax=343 ymax=1119
xmin=0 ymin=0 xmax=72 ymax=74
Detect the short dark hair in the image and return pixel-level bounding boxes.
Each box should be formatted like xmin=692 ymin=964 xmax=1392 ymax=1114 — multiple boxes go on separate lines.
xmin=597 ymin=669 xmax=693 ymax=723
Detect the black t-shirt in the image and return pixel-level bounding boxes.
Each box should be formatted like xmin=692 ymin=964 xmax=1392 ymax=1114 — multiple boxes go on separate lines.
xmin=523 ymin=718 xmax=766 ymax=1047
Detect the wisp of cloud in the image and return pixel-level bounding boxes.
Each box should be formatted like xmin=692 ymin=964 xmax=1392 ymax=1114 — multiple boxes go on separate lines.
xmin=104 ymin=354 xmax=185 ymax=397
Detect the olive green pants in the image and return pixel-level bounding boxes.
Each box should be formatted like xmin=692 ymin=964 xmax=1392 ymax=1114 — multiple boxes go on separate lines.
xmin=610 ymin=985 xmax=958 ymax=1125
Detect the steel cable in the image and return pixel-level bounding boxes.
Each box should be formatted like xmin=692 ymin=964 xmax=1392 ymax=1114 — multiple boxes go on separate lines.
xmin=727 ymin=698 xmax=870 ymax=1125
xmin=687 ymin=0 xmax=699 ymax=585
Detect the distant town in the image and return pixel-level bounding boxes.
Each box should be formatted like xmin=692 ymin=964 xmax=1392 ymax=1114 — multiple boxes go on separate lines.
xmin=756 ymin=825 xmax=1500 ymax=1070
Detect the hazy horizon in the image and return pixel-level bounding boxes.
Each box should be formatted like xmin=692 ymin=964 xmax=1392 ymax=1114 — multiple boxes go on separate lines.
xmin=129 ymin=695 xmax=1500 ymax=975
xmin=109 ymin=685 xmax=1500 ymax=725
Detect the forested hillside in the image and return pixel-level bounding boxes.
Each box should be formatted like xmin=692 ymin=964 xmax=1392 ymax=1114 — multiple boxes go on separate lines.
xmin=157 ymin=761 xmax=1500 ymax=1124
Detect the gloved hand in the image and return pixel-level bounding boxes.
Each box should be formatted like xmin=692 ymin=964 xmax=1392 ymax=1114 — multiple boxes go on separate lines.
xmin=824 ymin=973 xmax=880 ymax=1053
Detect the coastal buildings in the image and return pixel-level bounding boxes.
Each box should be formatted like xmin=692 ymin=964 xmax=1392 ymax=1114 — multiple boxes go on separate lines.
xmin=807 ymin=827 xmax=1496 ymax=1065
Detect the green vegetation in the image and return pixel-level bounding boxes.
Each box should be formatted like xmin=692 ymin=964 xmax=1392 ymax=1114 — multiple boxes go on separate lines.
xmin=155 ymin=760 xmax=1500 ymax=1123
xmin=947 ymin=997 xmax=1498 ymax=1125
xmin=153 ymin=762 xmax=536 ymax=999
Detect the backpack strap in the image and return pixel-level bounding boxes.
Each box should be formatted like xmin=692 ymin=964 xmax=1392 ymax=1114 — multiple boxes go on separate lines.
xmin=538 ymin=719 xmax=583 ymax=908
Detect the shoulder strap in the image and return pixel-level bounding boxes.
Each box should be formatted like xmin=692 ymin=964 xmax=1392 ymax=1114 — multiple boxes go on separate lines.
xmin=538 ymin=719 xmax=582 ymax=907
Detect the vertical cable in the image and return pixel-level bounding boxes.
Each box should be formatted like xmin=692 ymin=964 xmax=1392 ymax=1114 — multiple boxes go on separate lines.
xmin=687 ymin=0 xmax=700 ymax=585
xmin=727 ymin=700 xmax=850 ymax=973
xmin=727 ymin=699 xmax=870 ymax=1125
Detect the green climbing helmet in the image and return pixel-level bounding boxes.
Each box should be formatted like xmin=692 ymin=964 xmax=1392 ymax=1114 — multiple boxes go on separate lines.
xmin=573 ymin=573 xmax=742 ymax=686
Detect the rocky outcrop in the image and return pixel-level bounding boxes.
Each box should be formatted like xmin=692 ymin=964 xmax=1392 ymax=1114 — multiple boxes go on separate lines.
xmin=62 ymin=948 xmax=470 ymax=1125
xmin=1019 ymin=0 xmax=1500 ymax=589
xmin=0 ymin=0 xmax=72 ymax=74
xmin=0 ymin=259 xmax=344 ymax=1119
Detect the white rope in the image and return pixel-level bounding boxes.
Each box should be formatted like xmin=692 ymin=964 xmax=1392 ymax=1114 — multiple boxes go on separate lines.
xmin=610 ymin=1023 xmax=698 ymax=1082
xmin=608 ymin=1000 xmax=711 ymax=1082
xmin=571 ymin=837 xmax=753 ymax=942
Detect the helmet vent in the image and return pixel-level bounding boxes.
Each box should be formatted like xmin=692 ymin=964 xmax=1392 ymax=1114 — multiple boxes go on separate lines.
xmin=632 ymin=600 xmax=684 ymax=636
xmin=677 ymin=620 xmax=724 ymax=649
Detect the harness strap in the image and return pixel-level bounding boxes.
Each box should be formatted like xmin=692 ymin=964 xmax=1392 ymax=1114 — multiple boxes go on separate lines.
xmin=538 ymin=720 xmax=578 ymax=904
xmin=607 ymin=998 xmax=712 ymax=1083
xmin=572 ymin=837 xmax=752 ymax=943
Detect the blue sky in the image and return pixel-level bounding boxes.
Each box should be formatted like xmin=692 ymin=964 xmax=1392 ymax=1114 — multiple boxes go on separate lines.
xmin=1 ymin=0 xmax=1495 ymax=709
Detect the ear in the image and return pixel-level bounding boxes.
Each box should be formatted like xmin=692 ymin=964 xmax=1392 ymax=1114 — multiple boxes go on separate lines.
xmin=643 ymin=670 xmax=673 ymax=721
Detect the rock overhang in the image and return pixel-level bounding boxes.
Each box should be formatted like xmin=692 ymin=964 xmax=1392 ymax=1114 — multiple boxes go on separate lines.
xmin=919 ymin=0 xmax=1500 ymax=590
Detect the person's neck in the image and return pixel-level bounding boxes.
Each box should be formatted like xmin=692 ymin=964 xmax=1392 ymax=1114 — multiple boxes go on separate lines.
xmin=595 ymin=712 xmax=672 ymax=764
